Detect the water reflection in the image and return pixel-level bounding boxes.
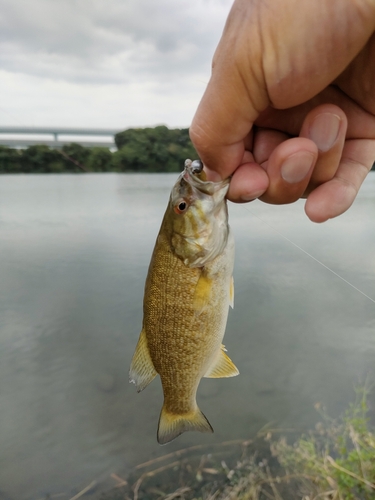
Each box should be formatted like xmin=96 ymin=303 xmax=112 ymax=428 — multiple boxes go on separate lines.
xmin=0 ymin=173 xmax=374 ymax=499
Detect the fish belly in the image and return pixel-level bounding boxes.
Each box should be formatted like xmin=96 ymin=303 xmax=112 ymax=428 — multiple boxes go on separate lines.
xmin=145 ymin=231 xmax=235 ymax=413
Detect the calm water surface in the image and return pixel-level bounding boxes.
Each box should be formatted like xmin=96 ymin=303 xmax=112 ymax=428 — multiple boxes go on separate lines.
xmin=0 ymin=173 xmax=374 ymax=499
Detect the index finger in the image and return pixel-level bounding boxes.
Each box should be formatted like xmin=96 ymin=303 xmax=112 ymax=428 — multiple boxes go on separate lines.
xmin=189 ymin=11 xmax=267 ymax=179
xmin=189 ymin=72 xmax=260 ymax=180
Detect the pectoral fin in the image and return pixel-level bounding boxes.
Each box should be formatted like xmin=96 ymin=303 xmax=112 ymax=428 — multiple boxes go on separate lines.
xmin=193 ymin=272 xmax=212 ymax=314
xmin=204 ymin=345 xmax=239 ymax=378
xmin=229 ymin=276 xmax=234 ymax=309
xmin=129 ymin=329 xmax=157 ymax=392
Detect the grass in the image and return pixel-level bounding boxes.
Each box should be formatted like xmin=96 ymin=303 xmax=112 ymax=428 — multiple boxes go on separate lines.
xmin=96 ymin=386 xmax=375 ymax=500
xmin=272 ymin=386 xmax=375 ymax=499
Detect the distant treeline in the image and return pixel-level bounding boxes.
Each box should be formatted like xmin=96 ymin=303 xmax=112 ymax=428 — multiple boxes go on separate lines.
xmin=0 ymin=126 xmax=196 ymax=173
xmin=0 ymin=125 xmax=374 ymax=174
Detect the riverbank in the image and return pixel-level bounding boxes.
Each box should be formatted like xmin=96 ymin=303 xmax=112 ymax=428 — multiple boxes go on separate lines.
xmin=67 ymin=386 xmax=375 ymax=500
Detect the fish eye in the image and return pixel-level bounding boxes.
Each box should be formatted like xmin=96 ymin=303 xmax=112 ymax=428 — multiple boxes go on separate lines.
xmin=174 ymin=200 xmax=188 ymax=214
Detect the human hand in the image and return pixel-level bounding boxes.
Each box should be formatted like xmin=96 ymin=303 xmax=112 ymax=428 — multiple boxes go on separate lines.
xmin=190 ymin=0 xmax=375 ymax=222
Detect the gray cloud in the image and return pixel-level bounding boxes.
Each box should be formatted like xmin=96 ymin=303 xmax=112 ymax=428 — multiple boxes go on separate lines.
xmin=0 ymin=0 xmax=232 ymax=85
xmin=0 ymin=0 xmax=233 ymax=128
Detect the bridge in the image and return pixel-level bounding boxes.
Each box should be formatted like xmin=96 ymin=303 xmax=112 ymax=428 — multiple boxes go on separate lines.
xmin=0 ymin=127 xmax=122 ymax=148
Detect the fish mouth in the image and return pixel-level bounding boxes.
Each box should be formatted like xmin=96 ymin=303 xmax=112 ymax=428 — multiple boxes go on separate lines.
xmin=182 ymin=159 xmax=230 ymax=195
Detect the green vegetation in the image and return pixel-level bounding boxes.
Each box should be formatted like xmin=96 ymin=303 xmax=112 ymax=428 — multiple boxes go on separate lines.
xmin=272 ymin=386 xmax=375 ymax=499
xmin=1 ymin=127 xmax=374 ymax=174
xmin=0 ymin=126 xmax=197 ymax=173
xmin=96 ymin=386 xmax=375 ymax=500
xmin=114 ymin=126 xmax=196 ymax=172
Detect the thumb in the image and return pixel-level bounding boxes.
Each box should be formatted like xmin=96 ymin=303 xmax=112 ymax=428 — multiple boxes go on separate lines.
xmin=190 ymin=69 xmax=265 ymax=180
xmin=189 ymin=2 xmax=268 ymax=179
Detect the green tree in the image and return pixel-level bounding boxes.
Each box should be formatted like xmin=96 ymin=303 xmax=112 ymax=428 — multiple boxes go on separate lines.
xmin=0 ymin=146 xmax=23 ymax=173
xmin=86 ymin=147 xmax=113 ymax=172
xmin=61 ymin=143 xmax=90 ymax=171
xmin=20 ymin=145 xmax=68 ymax=173
xmin=111 ymin=144 xmax=148 ymax=172
xmin=114 ymin=126 xmax=197 ymax=173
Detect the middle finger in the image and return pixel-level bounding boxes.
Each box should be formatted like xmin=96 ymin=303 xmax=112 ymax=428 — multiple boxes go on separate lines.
xmin=299 ymin=104 xmax=347 ymax=194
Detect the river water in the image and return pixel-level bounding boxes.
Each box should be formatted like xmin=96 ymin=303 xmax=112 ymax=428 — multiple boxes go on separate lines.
xmin=0 ymin=172 xmax=374 ymax=499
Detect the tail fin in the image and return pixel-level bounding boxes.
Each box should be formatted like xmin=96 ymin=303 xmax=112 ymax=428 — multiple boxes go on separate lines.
xmin=157 ymin=404 xmax=213 ymax=445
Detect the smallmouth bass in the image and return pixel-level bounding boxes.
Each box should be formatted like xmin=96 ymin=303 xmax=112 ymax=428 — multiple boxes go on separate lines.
xmin=129 ymin=159 xmax=238 ymax=444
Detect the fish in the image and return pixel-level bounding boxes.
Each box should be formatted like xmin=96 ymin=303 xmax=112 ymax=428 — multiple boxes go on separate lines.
xmin=129 ymin=159 xmax=238 ymax=445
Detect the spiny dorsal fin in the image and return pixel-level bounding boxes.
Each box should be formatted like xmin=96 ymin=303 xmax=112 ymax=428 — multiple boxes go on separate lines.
xmin=157 ymin=404 xmax=213 ymax=445
xmin=204 ymin=346 xmax=239 ymax=378
xmin=129 ymin=329 xmax=157 ymax=392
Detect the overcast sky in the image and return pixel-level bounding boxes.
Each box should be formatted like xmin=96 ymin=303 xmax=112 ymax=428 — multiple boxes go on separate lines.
xmin=0 ymin=0 xmax=233 ymax=130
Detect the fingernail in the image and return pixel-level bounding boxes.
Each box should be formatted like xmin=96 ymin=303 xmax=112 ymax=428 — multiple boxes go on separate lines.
xmin=309 ymin=113 xmax=341 ymax=152
xmin=281 ymin=152 xmax=315 ymax=183
xmin=240 ymin=189 xmax=266 ymax=202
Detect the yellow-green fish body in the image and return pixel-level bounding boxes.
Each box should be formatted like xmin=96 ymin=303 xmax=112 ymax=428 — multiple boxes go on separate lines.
xmin=130 ymin=159 xmax=238 ymax=444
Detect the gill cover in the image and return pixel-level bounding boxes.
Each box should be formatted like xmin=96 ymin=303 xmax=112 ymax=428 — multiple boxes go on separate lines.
xmin=169 ymin=159 xmax=230 ymax=267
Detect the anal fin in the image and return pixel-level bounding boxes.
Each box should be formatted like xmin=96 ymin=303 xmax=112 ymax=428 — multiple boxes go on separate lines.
xmin=204 ymin=345 xmax=239 ymax=378
xmin=129 ymin=329 xmax=157 ymax=392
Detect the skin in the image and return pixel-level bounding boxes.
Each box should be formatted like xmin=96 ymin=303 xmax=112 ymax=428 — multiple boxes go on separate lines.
xmin=190 ymin=0 xmax=375 ymax=222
